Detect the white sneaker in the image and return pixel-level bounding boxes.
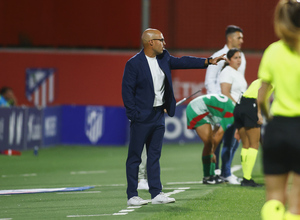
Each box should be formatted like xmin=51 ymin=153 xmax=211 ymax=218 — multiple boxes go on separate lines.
xmin=127 ymin=196 xmax=149 ymax=206
xmin=137 ymin=179 xmax=149 ymax=190
xmin=232 ymin=174 xmax=243 ymax=183
xmin=152 ymin=192 xmax=175 ymax=204
xmin=224 ymin=175 xmax=241 ymax=185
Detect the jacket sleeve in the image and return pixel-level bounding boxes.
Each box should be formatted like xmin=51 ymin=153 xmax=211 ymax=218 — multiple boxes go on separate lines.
xmin=122 ymin=61 xmax=138 ymax=122
xmin=169 ymin=55 xmax=207 ymax=69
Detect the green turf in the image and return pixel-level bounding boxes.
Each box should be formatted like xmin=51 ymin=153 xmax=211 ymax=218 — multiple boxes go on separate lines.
xmin=0 ymin=143 xmax=265 ymax=220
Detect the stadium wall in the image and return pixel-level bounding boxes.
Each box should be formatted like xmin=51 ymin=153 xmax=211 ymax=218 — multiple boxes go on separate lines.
xmin=0 ymin=0 xmax=278 ymax=50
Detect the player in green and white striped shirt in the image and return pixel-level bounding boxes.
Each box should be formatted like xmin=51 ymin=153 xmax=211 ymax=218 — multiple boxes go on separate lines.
xmin=186 ymin=94 xmax=235 ymax=184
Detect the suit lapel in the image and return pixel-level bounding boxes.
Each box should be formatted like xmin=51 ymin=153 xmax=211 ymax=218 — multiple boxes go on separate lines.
xmin=139 ymin=50 xmax=154 ymax=92
xmin=157 ymin=56 xmax=172 ymax=86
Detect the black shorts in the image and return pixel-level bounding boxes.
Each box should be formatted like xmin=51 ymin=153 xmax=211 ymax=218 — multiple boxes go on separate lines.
xmin=263 ymin=116 xmax=300 ymax=175
xmin=233 ymin=97 xmax=260 ymax=129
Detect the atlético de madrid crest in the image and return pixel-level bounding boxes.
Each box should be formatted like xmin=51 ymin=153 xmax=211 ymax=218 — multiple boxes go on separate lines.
xmin=85 ymin=106 xmax=104 ymax=144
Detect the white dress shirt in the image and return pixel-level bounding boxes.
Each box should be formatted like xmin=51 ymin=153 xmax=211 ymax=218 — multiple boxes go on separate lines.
xmin=205 ymin=44 xmax=246 ymax=94
xmin=146 ymin=55 xmax=165 ymax=107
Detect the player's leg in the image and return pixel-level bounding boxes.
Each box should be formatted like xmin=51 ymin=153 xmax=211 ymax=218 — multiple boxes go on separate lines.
xmin=285 ymin=172 xmax=300 ymax=219
xmin=238 ymin=127 xmax=250 ymax=182
xmin=261 ymin=174 xmax=288 ymax=220
xmin=212 ymin=126 xmax=225 ymax=153
xmin=241 ymin=127 xmax=262 ymax=186
xmin=214 ymin=143 xmax=221 ymax=173
xmin=196 ymin=124 xmax=224 ymax=184
xmin=213 ymin=125 xmax=222 ymax=174
xmin=261 ymin=117 xmax=290 ymax=219
xmin=196 ymin=124 xmax=214 ymax=178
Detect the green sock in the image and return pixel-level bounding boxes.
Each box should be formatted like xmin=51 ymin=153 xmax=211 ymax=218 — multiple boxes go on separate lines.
xmin=284 ymin=211 xmax=300 ymax=220
xmin=244 ymin=148 xmax=258 ymax=180
xmin=261 ymin=200 xmax=285 ymax=220
xmin=241 ymin=148 xmax=248 ymax=179
xmin=202 ymin=155 xmax=213 ymax=177
xmin=210 ymin=162 xmax=216 ymax=176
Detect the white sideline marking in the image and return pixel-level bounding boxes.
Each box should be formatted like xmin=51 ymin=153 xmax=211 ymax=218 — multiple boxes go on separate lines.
xmin=57 ymin=191 xmax=101 ymax=194
xmin=119 ymin=209 xmax=134 ymax=212
xmin=70 ymin=171 xmax=106 ymax=175
xmin=164 ymin=187 xmax=190 ymax=190
xmin=93 ymin=184 xmax=126 ymax=187
xmin=0 ymin=218 xmax=12 ymax=220
xmin=166 ymin=181 xmax=202 ymax=185
xmin=22 ymin=173 xmax=37 ymax=177
xmin=67 ymin=187 xmax=186 ymax=218
xmin=127 ymin=206 xmax=142 ymax=209
xmin=165 ymin=190 xmax=186 ymax=196
xmin=231 ymin=165 xmax=242 ymax=173
xmin=2 ymin=173 xmax=37 ymax=178
xmin=67 ymin=214 xmax=111 ymax=217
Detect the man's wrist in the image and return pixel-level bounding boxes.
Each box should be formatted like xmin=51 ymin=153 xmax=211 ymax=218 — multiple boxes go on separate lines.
xmin=207 ymin=57 xmax=212 ymax=65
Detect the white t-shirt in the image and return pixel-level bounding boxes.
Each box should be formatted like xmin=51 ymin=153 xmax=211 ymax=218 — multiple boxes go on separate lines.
xmin=219 ymin=65 xmax=247 ymax=103
xmin=146 ymin=55 xmax=165 ymax=107
xmin=205 ymin=44 xmax=246 ymax=94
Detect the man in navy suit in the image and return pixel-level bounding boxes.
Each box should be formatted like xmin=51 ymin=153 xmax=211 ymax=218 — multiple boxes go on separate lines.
xmin=122 ymin=28 xmax=225 ymax=206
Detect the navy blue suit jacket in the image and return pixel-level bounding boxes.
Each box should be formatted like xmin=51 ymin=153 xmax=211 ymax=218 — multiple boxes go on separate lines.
xmin=122 ymin=49 xmax=207 ymax=123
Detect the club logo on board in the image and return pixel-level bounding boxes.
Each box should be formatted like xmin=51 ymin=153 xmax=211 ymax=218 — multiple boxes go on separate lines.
xmin=26 ymin=68 xmax=57 ymax=107
xmin=85 ymin=106 xmax=104 ymax=144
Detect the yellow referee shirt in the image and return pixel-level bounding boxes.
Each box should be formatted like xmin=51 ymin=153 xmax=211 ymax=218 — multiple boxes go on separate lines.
xmin=258 ymin=40 xmax=300 ymax=117
xmin=243 ymin=79 xmax=262 ymax=99
xmin=243 ymin=79 xmax=273 ymax=99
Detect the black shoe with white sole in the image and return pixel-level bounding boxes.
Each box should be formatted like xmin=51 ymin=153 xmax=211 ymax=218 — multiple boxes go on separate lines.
xmin=203 ymin=175 xmax=225 ymax=185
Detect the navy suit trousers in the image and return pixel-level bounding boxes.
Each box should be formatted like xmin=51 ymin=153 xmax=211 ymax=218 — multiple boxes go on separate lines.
xmin=126 ymin=106 xmax=165 ymax=199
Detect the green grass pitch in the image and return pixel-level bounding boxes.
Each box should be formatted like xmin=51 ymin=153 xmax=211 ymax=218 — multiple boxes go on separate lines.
xmin=0 ymin=143 xmax=265 ymax=220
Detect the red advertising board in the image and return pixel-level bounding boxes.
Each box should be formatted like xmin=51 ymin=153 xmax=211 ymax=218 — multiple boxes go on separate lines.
xmin=0 ymin=50 xmax=262 ymax=107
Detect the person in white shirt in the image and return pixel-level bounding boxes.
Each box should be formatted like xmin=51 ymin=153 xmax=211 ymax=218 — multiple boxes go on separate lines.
xmin=219 ymin=49 xmax=247 ymax=104
xmin=219 ymin=48 xmax=247 ymax=184
xmin=204 ymin=25 xmax=245 ymax=184
xmin=205 ymin=25 xmax=246 ymax=94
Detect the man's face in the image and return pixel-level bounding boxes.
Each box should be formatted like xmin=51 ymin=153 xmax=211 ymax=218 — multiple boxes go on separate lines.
xmin=151 ymin=33 xmax=166 ymax=55
xmin=228 ymin=31 xmax=244 ymax=49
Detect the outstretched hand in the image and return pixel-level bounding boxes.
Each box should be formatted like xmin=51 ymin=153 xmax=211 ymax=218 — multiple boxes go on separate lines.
xmin=210 ymin=54 xmax=227 ymax=65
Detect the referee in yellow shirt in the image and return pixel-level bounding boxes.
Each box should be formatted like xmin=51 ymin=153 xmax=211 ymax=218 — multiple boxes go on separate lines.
xmin=258 ymin=1 xmax=300 ymax=220
xmin=234 ymin=79 xmax=273 ymax=187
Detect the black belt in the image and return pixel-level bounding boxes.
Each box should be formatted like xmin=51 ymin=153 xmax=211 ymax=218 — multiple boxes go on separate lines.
xmin=153 ymin=105 xmax=163 ymax=111
xmin=240 ymin=96 xmax=256 ymax=104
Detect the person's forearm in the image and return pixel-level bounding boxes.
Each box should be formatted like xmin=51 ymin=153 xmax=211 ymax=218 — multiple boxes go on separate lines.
xmin=220 ymin=83 xmax=235 ymax=103
xmin=257 ymin=82 xmax=271 ymax=121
